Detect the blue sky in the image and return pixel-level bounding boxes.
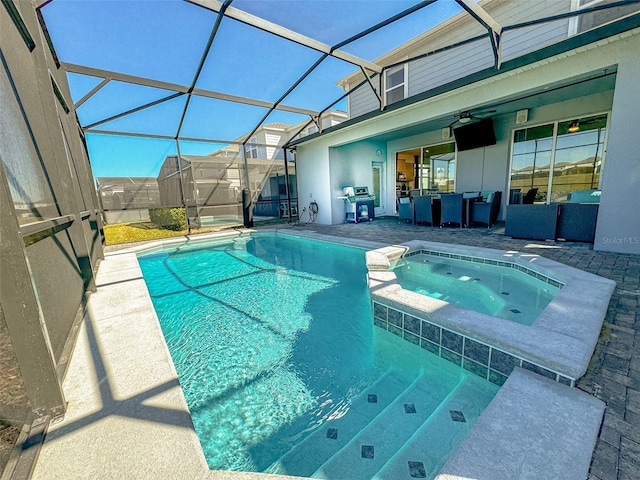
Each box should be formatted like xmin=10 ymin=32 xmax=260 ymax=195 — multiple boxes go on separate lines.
xmin=42 ymin=0 xmax=463 ymax=178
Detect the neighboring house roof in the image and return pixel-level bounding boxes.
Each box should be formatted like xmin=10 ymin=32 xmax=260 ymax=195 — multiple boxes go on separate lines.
xmin=96 ymin=177 xmax=158 ymax=186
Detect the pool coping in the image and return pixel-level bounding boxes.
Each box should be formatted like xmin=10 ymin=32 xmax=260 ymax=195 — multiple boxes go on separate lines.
xmin=436 ymin=367 xmax=605 ymax=480
xmin=366 ymin=239 xmax=616 ymax=382
xmin=31 ymin=229 xmax=609 ymax=480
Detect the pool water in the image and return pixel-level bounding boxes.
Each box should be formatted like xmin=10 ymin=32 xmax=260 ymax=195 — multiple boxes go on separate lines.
xmin=392 ymin=253 xmax=559 ymax=325
xmin=138 ymin=233 xmax=498 ymax=479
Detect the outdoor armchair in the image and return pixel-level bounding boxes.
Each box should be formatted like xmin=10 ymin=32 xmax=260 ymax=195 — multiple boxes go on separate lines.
xmin=413 ymin=195 xmax=435 ymax=226
xmin=397 ymin=196 xmax=413 ymax=224
xmin=522 ymin=188 xmax=538 ymax=204
xmin=471 ymin=191 xmax=502 ymax=227
xmin=440 ymin=193 xmax=464 ymax=228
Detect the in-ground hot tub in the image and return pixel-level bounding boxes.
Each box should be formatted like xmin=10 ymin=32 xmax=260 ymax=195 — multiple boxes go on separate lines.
xmin=366 ymin=240 xmax=616 ymax=386
xmin=392 ymin=250 xmax=560 ymax=326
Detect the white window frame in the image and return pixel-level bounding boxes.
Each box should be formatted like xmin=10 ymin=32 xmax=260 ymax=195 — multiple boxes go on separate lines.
xmin=569 ymin=0 xmax=608 ymax=36
xmin=384 ymin=63 xmax=408 ymax=107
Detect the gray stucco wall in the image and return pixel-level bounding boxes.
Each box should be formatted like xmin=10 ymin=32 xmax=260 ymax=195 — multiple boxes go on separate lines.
xmin=594 ymin=50 xmax=640 ymax=254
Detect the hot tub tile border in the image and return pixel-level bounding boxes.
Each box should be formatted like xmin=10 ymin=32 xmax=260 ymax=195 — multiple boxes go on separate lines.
xmin=407 ymin=249 xmax=565 ymax=288
xmin=372 ymin=301 xmax=576 ymax=387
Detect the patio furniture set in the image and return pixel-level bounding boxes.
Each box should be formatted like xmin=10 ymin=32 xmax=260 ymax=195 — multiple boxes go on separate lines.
xmin=397 ymin=191 xmax=503 ymax=228
xmin=398 ymin=188 xmax=601 ymax=244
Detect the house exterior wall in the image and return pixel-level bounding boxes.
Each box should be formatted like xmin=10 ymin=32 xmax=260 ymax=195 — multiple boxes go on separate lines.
xmin=343 ymin=0 xmax=572 ymax=119
xmin=329 ymin=141 xmax=387 ymax=224
xmin=348 ymin=82 xmax=380 ymax=120
xmin=296 ymin=27 xmax=640 ymax=254
xmin=295 ymin=143 xmax=332 ymax=224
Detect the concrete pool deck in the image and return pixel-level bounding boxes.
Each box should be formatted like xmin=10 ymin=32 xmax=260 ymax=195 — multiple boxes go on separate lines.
xmin=31 ymin=218 xmax=639 ymax=479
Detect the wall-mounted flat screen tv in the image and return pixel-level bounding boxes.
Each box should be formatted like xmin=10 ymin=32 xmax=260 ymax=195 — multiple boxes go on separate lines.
xmin=453 ymin=118 xmax=496 ymax=151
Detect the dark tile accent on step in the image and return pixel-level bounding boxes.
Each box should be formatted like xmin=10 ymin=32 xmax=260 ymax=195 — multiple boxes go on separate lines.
xmin=404 ymin=403 xmax=416 ymax=414
xmin=361 ymin=445 xmax=375 ymax=459
xmin=450 ymin=410 xmax=466 ymax=422
xmin=501 ymin=291 xmax=510 ymax=295
xmin=510 ymin=309 xmax=521 ymax=314
xmin=408 ymin=461 xmax=427 ymax=478
xmin=326 ymin=428 xmax=338 ymax=440
xmin=368 ymin=394 xmax=378 ymax=404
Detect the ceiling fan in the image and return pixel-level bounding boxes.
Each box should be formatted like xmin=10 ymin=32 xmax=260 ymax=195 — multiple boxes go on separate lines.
xmin=448 ymin=108 xmax=497 ymax=127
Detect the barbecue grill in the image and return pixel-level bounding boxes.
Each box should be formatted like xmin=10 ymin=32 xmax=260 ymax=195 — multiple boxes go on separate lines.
xmin=338 ymin=186 xmax=375 ymax=223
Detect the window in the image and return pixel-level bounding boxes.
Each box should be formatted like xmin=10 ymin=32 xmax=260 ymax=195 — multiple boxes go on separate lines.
xmin=384 ymin=64 xmax=407 ymax=106
xmin=509 ymin=113 xmax=608 ymax=203
xmin=570 ymin=0 xmax=640 ymax=36
xmin=246 ymin=137 xmax=258 ymax=159
xmin=511 ymin=124 xmax=554 ymax=203
xmin=551 ymin=115 xmax=606 ymax=202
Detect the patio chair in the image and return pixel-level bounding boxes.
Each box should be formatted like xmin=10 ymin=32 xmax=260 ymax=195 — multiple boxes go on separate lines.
xmin=470 ymin=191 xmax=502 ymax=227
xmin=440 ymin=193 xmax=464 ymax=228
xmin=397 ymin=196 xmax=413 ymax=224
xmin=413 ymin=195 xmax=435 ymax=226
xmin=522 ymin=188 xmax=538 ymax=204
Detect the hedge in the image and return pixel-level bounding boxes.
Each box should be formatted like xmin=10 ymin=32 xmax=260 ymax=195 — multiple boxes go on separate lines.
xmin=149 ymin=207 xmax=188 ymax=231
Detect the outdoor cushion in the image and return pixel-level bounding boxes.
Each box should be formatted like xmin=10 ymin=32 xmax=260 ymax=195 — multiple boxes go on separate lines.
xmin=568 ymin=189 xmax=601 ymax=203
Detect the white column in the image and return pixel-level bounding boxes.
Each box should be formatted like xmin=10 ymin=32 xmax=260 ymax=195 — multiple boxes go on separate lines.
xmin=594 ymin=50 xmax=640 ymax=254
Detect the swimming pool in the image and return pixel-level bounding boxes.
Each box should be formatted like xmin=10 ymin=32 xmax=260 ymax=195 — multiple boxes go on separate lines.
xmin=392 ymin=252 xmax=559 ymax=325
xmin=137 ymin=233 xmax=498 ymax=478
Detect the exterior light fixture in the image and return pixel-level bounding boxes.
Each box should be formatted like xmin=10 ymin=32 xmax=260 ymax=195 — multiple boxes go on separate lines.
xmin=568 ymin=120 xmax=580 ymax=133
xmin=459 ymin=111 xmax=472 ymax=123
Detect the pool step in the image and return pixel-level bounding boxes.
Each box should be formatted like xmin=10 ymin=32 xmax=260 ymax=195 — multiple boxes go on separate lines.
xmin=372 ymin=374 xmax=497 ymax=480
xmin=311 ymin=372 xmax=458 ymax=480
xmin=265 ymin=368 xmax=410 ymax=477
